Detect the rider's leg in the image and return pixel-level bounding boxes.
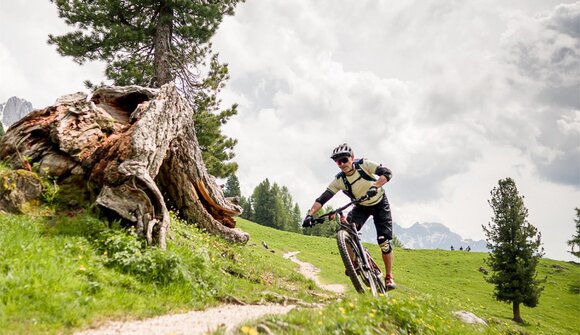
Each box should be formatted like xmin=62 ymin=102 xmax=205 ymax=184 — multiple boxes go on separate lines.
xmin=382 ymin=249 xmax=393 ymax=278
xmin=373 ymin=196 xmax=396 ymax=288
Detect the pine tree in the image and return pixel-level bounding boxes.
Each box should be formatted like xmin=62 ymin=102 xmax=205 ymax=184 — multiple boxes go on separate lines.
xmin=223 ymin=174 xmax=241 ymax=198
xmin=291 ymin=203 xmax=302 ymax=233
xmin=248 ymin=179 xmax=302 ymax=232
xmin=567 ymin=208 xmax=580 ymax=258
xmin=251 ymin=179 xmax=274 ymax=227
xmin=483 ymin=177 xmax=545 ymax=324
xmin=48 ymin=0 xmax=242 ymax=177
xmin=239 ymin=195 xmax=253 ymax=220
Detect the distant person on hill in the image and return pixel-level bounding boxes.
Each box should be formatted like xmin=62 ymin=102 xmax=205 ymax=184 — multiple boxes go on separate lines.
xmin=466 ymin=246 xmax=471 ymax=252
xmin=460 ymin=246 xmax=464 ymax=251
xmin=451 ymin=245 xmax=455 ymax=251
xmin=302 ymin=143 xmax=397 ymax=290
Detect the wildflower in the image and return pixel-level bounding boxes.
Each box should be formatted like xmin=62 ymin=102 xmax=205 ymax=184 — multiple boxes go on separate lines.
xmin=338 ymin=307 xmax=346 ymax=314
xmin=79 ymin=265 xmax=86 ymax=271
xmin=240 ymin=326 xmax=258 ymax=335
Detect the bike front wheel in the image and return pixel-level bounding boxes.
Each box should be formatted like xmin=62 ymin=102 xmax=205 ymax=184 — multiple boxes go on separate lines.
xmin=336 ymin=230 xmax=377 ymax=295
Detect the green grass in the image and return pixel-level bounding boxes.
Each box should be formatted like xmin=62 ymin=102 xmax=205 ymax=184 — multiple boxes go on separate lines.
xmin=236 ymin=218 xmax=580 ymax=335
xmin=1 ymin=211 xmax=578 ymax=335
xmin=0 ymin=211 xmax=326 ymax=334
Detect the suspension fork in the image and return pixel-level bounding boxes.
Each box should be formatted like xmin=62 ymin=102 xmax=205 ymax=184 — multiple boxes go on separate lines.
xmin=340 ymin=212 xmax=371 ymax=271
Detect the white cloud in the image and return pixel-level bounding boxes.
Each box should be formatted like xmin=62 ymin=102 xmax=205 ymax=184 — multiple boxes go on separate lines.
xmin=215 ymin=0 xmax=580 ymax=261
xmin=0 ymin=1 xmax=106 ymax=107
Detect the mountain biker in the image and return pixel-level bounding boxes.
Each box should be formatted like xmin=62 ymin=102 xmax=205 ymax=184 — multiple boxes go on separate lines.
xmin=302 ymin=143 xmax=397 ymax=290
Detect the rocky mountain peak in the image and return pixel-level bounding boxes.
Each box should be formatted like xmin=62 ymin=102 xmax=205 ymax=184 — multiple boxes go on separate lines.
xmin=0 ymin=96 xmax=33 ymax=130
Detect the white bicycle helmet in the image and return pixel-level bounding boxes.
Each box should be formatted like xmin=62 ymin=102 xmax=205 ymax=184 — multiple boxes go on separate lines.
xmin=330 ymin=143 xmax=354 ymax=160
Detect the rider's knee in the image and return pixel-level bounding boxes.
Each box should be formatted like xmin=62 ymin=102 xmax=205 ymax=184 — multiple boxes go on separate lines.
xmin=379 ymin=239 xmax=393 ymax=255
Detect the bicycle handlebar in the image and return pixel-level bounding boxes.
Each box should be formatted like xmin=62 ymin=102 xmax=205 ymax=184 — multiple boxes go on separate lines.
xmin=310 ymin=195 xmax=370 ymax=226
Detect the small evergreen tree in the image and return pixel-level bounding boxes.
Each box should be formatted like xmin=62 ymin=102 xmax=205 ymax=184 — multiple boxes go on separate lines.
xmin=248 ymin=179 xmax=301 ymax=232
xmin=251 ymin=179 xmax=274 ymax=227
xmin=483 ymin=177 xmax=545 ymax=323
xmin=567 ymin=208 xmax=580 ymax=258
xmin=239 ymin=195 xmax=253 ymax=220
xmin=291 ymin=203 xmax=302 ymax=233
xmin=223 ymin=174 xmax=241 ymax=198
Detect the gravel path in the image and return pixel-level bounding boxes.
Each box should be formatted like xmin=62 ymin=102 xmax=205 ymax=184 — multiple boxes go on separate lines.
xmin=74 ymin=250 xmax=339 ymax=335
xmin=283 ymin=251 xmax=346 ymax=294
xmin=74 ymin=304 xmax=295 ymax=335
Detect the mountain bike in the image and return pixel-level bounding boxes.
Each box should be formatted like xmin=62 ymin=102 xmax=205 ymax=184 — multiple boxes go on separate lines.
xmin=310 ymin=196 xmax=387 ymax=296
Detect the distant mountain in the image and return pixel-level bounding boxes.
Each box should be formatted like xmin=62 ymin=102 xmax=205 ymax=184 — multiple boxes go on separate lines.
xmin=360 ymin=220 xmax=488 ymax=252
xmin=0 ymin=96 xmax=33 ymax=130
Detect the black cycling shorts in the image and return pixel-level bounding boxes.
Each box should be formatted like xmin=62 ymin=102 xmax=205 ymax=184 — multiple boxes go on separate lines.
xmin=348 ymin=195 xmax=393 ymax=243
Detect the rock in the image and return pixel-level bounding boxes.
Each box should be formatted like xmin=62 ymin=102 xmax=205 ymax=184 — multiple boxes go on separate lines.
xmin=0 ymin=169 xmax=43 ymax=213
xmin=452 ymin=310 xmax=488 ymax=326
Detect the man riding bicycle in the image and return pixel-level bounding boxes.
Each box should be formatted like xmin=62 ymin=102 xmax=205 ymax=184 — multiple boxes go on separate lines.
xmin=303 ymin=143 xmax=396 ymax=290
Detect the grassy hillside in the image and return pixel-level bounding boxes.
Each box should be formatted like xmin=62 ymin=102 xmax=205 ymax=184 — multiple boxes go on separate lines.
xmin=0 ymin=211 xmax=329 ymax=335
xmin=236 ymin=218 xmax=580 ymax=335
xmin=0 ymin=210 xmax=578 ymax=335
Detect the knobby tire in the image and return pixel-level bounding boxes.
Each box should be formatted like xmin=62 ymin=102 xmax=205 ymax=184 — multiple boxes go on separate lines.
xmin=367 ymin=250 xmax=387 ymax=294
xmin=337 ymin=230 xmax=377 ymax=295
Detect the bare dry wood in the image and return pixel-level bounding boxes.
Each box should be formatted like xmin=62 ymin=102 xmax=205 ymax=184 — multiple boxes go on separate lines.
xmin=0 ymin=83 xmax=248 ymax=247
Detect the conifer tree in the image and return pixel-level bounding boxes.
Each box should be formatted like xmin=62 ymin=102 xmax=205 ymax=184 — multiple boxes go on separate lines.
xmin=249 ymin=179 xmax=301 ymax=232
xmin=48 ymin=0 xmax=242 ymax=177
xmin=239 ymin=195 xmax=253 ymax=220
xmin=567 ymin=208 xmax=580 ymax=258
xmin=483 ymin=177 xmax=545 ymax=323
xmin=251 ymin=179 xmax=274 ymax=227
xmin=291 ymin=203 xmax=302 ymax=233
xmin=223 ymin=174 xmax=241 ymax=198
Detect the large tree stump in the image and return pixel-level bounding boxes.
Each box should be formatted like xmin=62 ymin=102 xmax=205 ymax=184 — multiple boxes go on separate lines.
xmin=0 ymin=83 xmax=248 ymax=247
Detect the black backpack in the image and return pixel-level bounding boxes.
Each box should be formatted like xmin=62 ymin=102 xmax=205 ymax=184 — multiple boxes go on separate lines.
xmin=335 ymin=158 xmax=376 ymax=200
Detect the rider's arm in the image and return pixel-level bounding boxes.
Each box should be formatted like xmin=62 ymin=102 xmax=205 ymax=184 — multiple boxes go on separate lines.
xmin=373 ymin=166 xmax=392 ymax=188
xmin=308 ymin=189 xmax=335 ymax=215
xmin=307 ymin=202 xmax=323 ymax=216
xmin=375 ymin=165 xmax=392 ymax=182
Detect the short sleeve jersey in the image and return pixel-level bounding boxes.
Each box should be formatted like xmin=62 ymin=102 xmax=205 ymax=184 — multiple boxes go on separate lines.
xmin=327 ymin=159 xmax=385 ymax=206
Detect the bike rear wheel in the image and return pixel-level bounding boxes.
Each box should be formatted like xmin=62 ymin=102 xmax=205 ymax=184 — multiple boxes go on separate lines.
xmin=366 ymin=250 xmax=387 ymax=295
xmin=337 ymin=230 xmax=377 ymax=295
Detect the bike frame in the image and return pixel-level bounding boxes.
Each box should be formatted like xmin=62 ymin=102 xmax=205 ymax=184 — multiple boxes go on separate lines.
xmin=313 ymin=196 xmax=373 ymax=275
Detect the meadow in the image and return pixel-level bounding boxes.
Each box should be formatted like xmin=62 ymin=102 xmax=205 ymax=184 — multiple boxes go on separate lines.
xmin=0 ymin=211 xmax=578 ymax=334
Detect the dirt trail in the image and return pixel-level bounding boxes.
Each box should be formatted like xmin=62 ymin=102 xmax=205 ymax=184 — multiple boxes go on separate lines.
xmin=283 ymin=251 xmax=346 ymax=294
xmin=74 ymin=304 xmax=295 ymax=335
xmin=75 ymin=251 xmax=340 ymax=334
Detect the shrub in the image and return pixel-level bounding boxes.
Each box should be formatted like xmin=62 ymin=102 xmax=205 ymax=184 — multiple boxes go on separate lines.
xmin=94 ymin=228 xmax=188 ymax=284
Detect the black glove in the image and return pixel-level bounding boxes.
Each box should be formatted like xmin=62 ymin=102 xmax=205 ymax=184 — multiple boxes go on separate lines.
xmin=302 ymin=215 xmax=314 ymax=227
xmin=366 ymin=186 xmax=378 ymax=198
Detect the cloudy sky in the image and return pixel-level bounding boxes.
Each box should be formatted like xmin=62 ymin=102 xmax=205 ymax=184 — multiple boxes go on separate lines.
xmin=1 ymin=0 xmax=579 ymax=261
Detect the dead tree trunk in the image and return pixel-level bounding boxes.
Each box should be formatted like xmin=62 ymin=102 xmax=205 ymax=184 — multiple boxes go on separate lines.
xmin=0 ymin=83 xmax=248 ymax=247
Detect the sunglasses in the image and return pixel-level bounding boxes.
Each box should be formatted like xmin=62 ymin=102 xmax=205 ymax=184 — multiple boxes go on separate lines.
xmin=335 ymin=157 xmax=350 ymax=164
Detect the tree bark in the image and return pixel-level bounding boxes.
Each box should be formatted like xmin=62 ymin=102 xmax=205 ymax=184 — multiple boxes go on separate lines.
xmin=153 ymin=0 xmax=174 ymax=86
xmin=0 ymin=83 xmax=248 ymax=247
xmin=512 ymin=302 xmax=524 ymax=323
